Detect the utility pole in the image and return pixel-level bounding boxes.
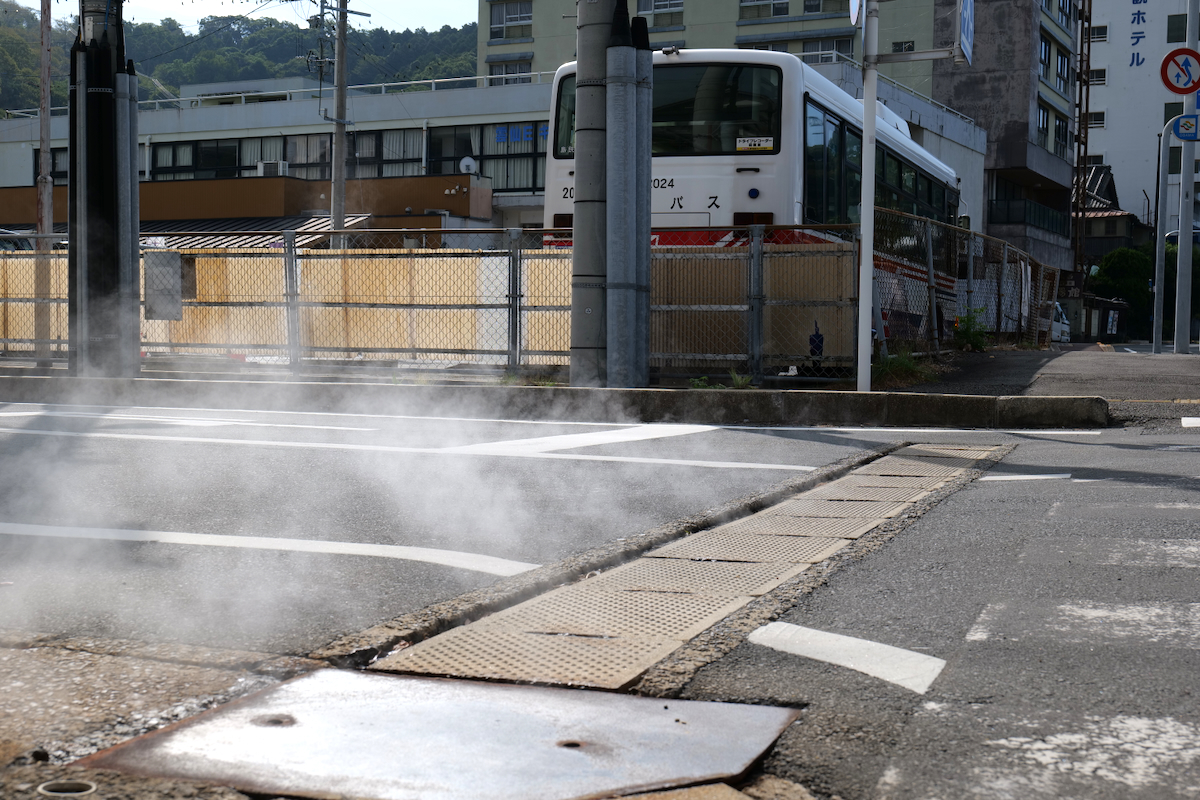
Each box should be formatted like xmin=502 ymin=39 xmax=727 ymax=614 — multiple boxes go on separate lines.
xmin=35 ymin=0 xmax=52 ymax=363
xmin=331 ymin=0 xmax=348 ymax=247
xmin=69 ymin=0 xmax=141 ymax=377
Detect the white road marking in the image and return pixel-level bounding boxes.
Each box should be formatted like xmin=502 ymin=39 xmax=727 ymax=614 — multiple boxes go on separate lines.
xmin=1124 ymin=347 xmax=1138 ymax=353
xmin=748 ymin=621 xmax=946 ymax=694
xmin=1099 ymin=539 xmax=1200 ymax=569
xmin=965 ymin=603 xmax=1006 ymax=641
xmin=1183 ymin=417 xmax=1200 ymax=427
xmin=979 ymin=473 xmax=1072 ymax=482
xmin=965 ymin=601 xmax=1200 ymax=647
xmin=0 ymin=521 xmax=538 ymax=577
xmin=0 ymin=426 xmax=812 ymax=471
xmin=725 ymin=425 xmax=1103 ymax=436
xmin=439 ymin=424 xmax=716 ymax=455
xmin=0 ymin=410 xmax=373 ymax=431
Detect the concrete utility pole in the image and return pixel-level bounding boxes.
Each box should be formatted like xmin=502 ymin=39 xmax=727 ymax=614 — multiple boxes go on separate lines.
xmin=632 ymin=16 xmax=652 ymax=387
xmin=570 ymin=0 xmax=617 ymax=386
xmin=606 ymin=0 xmax=636 ymax=387
xmin=69 ymin=0 xmax=141 ymax=377
xmin=1178 ymin=0 xmax=1200 ymax=352
xmin=857 ymin=0 xmax=879 ymax=392
xmin=35 ymin=0 xmax=53 ymax=363
xmin=330 ymin=0 xmax=348 ymax=246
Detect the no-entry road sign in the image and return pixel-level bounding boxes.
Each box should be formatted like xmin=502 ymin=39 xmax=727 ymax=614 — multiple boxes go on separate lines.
xmin=1163 ymin=48 xmax=1200 ymax=94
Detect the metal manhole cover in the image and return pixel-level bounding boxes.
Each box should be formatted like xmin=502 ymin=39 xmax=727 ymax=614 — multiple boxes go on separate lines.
xmin=767 ymin=498 xmax=911 ymax=519
xmin=79 ymin=670 xmax=800 ymax=799
xmin=474 ymin=586 xmax=752 ymax=641
xmin=375 ymin=627 xmax=683 ymax=688
xmin=713 ymin=514 xmax=880 ymax=540
xmin=585 ymin=559 xmax=810 ymax=597
xmin=650 ymin=532 xmax=848 ymax=563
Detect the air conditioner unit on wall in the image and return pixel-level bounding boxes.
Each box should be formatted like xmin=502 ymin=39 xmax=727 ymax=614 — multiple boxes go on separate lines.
xmin=257 ymin=160 xmax=289 ymax=177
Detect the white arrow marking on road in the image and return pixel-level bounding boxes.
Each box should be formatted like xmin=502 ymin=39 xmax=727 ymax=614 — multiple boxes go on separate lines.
xmin=0 ymin=521 xmax=539 ymax=577
xmin=748 ymin=621 xmax=946 ymax=694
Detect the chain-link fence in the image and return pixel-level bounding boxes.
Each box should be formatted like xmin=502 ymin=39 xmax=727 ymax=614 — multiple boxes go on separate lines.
xmin=0 ymin=219 xmax=1063 ymax=379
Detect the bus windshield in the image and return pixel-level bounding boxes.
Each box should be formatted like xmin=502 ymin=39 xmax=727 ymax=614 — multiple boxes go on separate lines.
xmin=553 ymin=62 xmax=783 ymax=159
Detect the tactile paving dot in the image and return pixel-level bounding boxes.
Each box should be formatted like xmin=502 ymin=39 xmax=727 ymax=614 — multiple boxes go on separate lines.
xmin=767 ymin=497 xmax=911 ymax=519
xmin=584 ymin=558 xmax=810 ymax=597
xmin=856 ymin=457 xmax=965 ymax=477
xmin=374 ymin=627 xmax=682 ymax=689
xmin=713 ymin=513 xmax=881 ymax=539
xmin=650 ymin=531 xmax=848 ymax=563
xmin=474 ymin=586 xmax=752 ymax=640
xmin=804 ymin=484 xmax=930 ymax=502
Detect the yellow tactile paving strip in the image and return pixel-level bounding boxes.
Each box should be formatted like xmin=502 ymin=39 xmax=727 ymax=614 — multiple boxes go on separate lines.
xmin=374 ymin=445 xmax=1003 ymax=689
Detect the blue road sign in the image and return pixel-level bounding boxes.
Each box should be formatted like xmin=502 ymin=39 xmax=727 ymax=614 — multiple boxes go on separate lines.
xmin=958 ymin=0 xmax=974 ymax=65
xmin=1175 ymin=114 xmax=1200 ymax=141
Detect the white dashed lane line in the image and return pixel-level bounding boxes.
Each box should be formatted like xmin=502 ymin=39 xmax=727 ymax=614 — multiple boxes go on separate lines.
xmin=0 ymin=521 xmax=539 ymax=577
xmin=1184 ymin=417 xmax=1199 ymax=428
xmin=748 ymin=621 xmax=947 ymax=694
xmin=979 ymin=473 xmax=1072 ymax=482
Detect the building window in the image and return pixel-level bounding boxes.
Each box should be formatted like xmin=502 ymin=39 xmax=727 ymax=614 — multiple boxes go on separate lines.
xmin=801 ymin=36 xmax=852 ymax=63
xmin=1104 ymin=218 xmax=1118 ymax=235
xmin=285 ymin=133 xmax=332 ymax=180
xmin=740 ymin=41 xmax=790 ymax=51
xmin=1085 ymin=154 xmax=1104 ymax=166
xmin=1166 ymin=101 xmax=1184 ymax=125
xmin=1054 ymin=115 xmax=1070 ymax=158
xmin=1056 ymin=50 xmax=1072 ymax=94
xmin=1168 ymin=14 xmax=1186 ymax=43
xmin=1057 ymin=0 xmax=1073 ymax=29
xmin=481 ymin=121 xmax=549 ymax=191
xmin=1088 ymin=68 xmax=1106 ymax=85
xmin=892 ymin=40 xmax=915 ymax=53
xmin=152 ymin=142 xmax=195 ymax=181
xmin=1037 ymin=105 xmax=1050 ymax=148
xmin=490 ymin=62 xmax=532 ymax=85
xmin=1087 ymin=111 xmax=1106 ymax=128
xmin=1089 ymin=25 xmax=1107 ymax=42
xmin=490 ymin=1 xmax=532 ymax=40
xmin=740 ymin=0 xmax=789 ymax=19
xmin=1039 ymin=38 xmax=1052 ymax=80
xmin=1170 ymin=146 xmax=1181 ymax=174
xmin=32 ymin=147 xmax=69 ymax=186
xmin=637 ymin=0 xmax=683 ymax=26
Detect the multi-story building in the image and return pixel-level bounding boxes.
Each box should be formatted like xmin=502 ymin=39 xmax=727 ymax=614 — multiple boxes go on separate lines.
xmin=480 ymin=0 xmax=1078 ymax=268
xmin=1087 ymin=0 xmax=1193 ymax=231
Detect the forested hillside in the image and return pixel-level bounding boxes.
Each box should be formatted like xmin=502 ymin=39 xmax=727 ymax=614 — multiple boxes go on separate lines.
xmin=0 ymin=0 xmax=476 ymax=112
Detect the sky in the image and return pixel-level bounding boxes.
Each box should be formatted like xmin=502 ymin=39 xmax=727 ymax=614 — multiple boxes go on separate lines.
xmin=19 ymin=0 xmax=478 ymax=34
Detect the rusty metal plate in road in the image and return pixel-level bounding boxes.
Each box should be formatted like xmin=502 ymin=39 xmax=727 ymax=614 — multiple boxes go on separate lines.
xmin=79 ymin=670 xmax=799 ymax=800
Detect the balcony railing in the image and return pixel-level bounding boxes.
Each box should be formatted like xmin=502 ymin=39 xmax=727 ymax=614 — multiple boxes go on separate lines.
xmin=988 ymin=199 xmax=1070 ymax=237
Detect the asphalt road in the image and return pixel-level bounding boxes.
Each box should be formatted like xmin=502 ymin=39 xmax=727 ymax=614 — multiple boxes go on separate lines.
xmin=0 ymin=401 xmax=869 ymax=653
xmin=683 ymin=421 xmax=1200 ymax=799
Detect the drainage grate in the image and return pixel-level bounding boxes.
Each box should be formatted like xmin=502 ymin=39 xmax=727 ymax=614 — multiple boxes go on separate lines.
xmin=584 ymin=559 xmax=810 ymax=597
xmin=650 ymin=532 xmax=848 ymax=563
xmin=475 ymin=586 xmax=752 ymax=641
xmin=766 ymin=498 xmax=911 ymax=519
xmin=376 ymin=627 xmax=684 ymax=689
xmin=837 ymin=474 xmax=951 ymax=489
xmin=856 ymin=457 xmax=965 ymax=477
xmin=714 ymin=514 xmax=881 ymax=539
xmin=804 ymin=484 xmax=930 ymax=503
xmin=893 ymin=445 xmax=1000 ymax=461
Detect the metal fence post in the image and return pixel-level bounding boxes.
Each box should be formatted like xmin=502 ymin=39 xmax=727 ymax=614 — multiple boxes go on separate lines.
xmin=965 ymin=230 xmax=975 ymax=317
xmin=997 ymin=243 xmax=1008 ymax=340
xmin=1016 ymin=256 xmax=1025 ymax=344
xmin=507 ymin=227 xmax=522 ymax=372
xmin=925 ymin=219 xmax=940 ymax=352
xmin=284 ymin=230 xmax=301 ymax=375
xmin=748 ymin=224 xmax=765 ymax=383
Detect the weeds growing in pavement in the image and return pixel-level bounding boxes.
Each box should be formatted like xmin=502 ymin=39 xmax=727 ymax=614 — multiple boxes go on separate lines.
xmin=951 ymin=307 xmax=990 ymax=352
xmin=873 ymin=347 xmax=936 ymax=389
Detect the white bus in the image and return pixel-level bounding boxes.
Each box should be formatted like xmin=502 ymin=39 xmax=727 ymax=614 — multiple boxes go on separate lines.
xmin=544 ymin=48 xmax=959 ymax=241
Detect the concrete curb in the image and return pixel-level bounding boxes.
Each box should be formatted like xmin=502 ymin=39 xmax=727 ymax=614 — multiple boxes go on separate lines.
xmin=0 ymin=376 xmax=1109 ymax=428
